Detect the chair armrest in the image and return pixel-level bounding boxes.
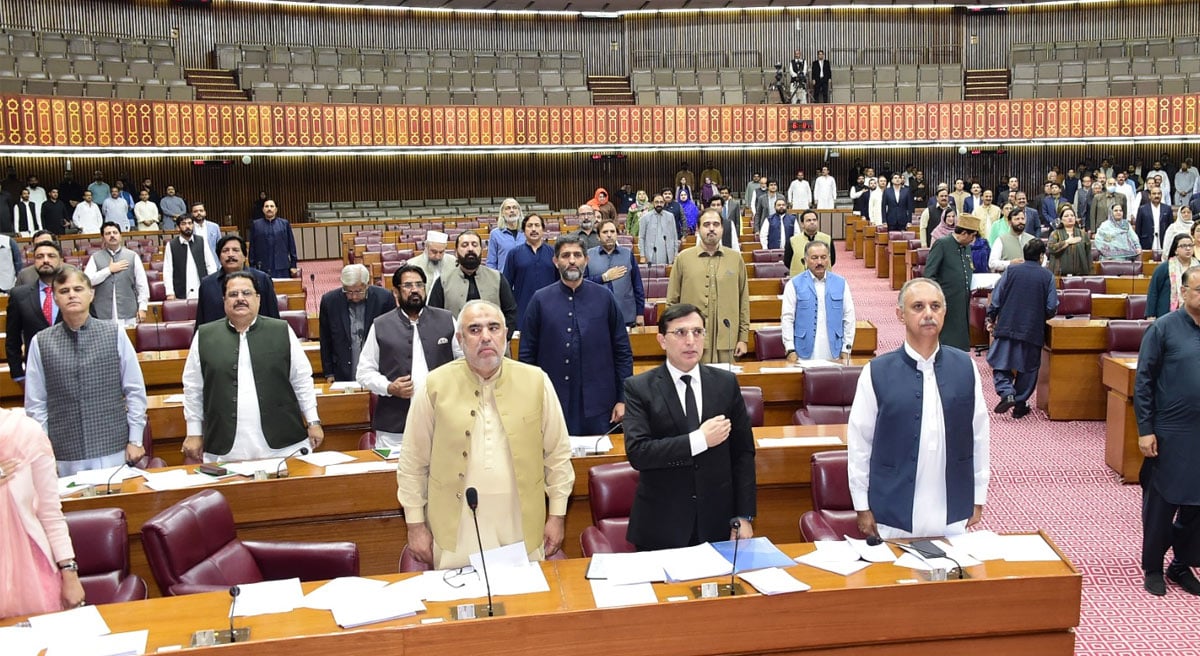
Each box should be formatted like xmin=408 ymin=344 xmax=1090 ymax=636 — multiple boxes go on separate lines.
xmin=113 ymin=575 xmax=149 ymax=603
xmin=580 ymin=526 xmax=614 ymax=558
xmin=243 ymin=541 xmax=360 ymax=581
xmin=799 ymin=511 xmax=842 ymax=542
xmin=170 ymin=582 xmax=235 ymax=596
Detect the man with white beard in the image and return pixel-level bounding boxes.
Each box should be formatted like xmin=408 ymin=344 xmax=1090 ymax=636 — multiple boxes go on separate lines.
xmin=486 ymin=197 xmax=526 ymax=274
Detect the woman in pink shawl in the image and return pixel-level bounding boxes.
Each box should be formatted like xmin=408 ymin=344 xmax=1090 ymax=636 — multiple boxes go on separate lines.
xmin=929 ymin=208 xmax=958 ymax=243
xmin=0 ymin=408 xmax=84 ymax=619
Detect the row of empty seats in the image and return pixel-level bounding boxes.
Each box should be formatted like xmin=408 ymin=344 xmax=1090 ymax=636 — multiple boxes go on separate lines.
xmin=0 ymin=54 xmax=182 ymax=80
xmin=217 ymin=44 xmax=584 ymax=72
xmin=310 ymin=196 xmax=550 ymax=221
xmin=250 ymin=84 xmax=589 ymax=107
xmin=1012 ymin=75 xmax=1199 ymax=99
xmin=0 ymin=76 xmax=193 ymax=100
xmin=240 ymin=65 xmax=586 ymax=90
xmin=1011 ymin=34 xmax=1200 ymax=64
xmin=1011 ymin=55 xmax=1200 ymax=98
xmin=0 ymin=29 xmax=176 ymax=61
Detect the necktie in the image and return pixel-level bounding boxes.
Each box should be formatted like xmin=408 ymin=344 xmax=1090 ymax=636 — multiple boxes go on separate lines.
xmin=680 ymin=374 xmax=699 ymax=431
xmin=42 ymin=286 xmax=53 ymax=324
xmin=466 ymin=274 xmax=480 ymax=301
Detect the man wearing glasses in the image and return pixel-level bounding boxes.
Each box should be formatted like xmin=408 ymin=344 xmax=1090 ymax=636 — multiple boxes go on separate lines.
xmin=620 ymin=303 xmax=757 ymax=551
xmin=319 ymin=264 xmax=396 ymax=383
xmin=182 ymin=271 xmax=323 ymax=462
xmin=194 ymin=235 xmax=279 ymax=326
xmin=924 ymin=213 xmax=983 ymax=352
xmin=357 ymin=265 xmax=461 ymax=450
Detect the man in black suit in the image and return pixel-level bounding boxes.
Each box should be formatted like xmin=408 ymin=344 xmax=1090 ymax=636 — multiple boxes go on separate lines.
xmin=622 ymin=303 xmax=756 ymax=551
xmin=318 ymin=263 xmax=396 ymax=382
xmin=810 ymin=49 xmax=832 ymax=103
xmin=6 ymin=241 xmax=63 ymax=381
xmin=1135 ymin=186 xmax=1174 ymax=251
xmin=195 ymin=234 xmax=279 ymax=326
xmin=882 ymin=173 xmax=914 ymax=230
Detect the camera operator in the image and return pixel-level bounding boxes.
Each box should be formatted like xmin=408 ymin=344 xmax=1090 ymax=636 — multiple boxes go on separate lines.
xmin=789 ymin=49 xmax=809 ymax=104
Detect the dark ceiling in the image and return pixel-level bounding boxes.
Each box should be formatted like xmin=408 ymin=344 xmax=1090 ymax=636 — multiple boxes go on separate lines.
xmin=256 ymin=0 xmax=1032 ymax=12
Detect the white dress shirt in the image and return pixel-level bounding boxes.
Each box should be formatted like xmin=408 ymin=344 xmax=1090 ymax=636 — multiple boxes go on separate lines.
xmin=868 ymin=188 xmax=884 ymax=225
xmin=787 ymin=179 xmax=812 ymax=210
xmin=664 ymin=359 xmax=711 ymax=456
xmin=84 ymin=248 xmax=150 ymax=326
xmin=846 ymin=342 xmax=990 ymax=539
xmin=779 ymin=273 xmax=857 ymax=360
xmin=182 ymin=320 xmax=319 ymax=462
xmin=72 ymin=201 xmax=103 ymax=234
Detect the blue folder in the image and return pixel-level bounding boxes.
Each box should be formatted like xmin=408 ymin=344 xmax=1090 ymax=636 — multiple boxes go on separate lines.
xmin=710 ymin=537 xmax=796 ymax=573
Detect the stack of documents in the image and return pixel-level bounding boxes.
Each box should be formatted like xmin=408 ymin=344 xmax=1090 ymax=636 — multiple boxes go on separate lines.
xmin=22 ymin=606 xmax=150 ymax=656
xmin=304 ymin=577 xmax=425 ymax=628
xmin=323 ymin=461 xmax=396 ymax=476
xmin=710 ymin=537 xmax=796 ymax=573
xmin=948 ymin=531 xmax=1061 ymax=562
xmin=738 ymin=568 xmax=811 ymax=595
xmin=141 ymin=469 xmax=216 ymax=491
xmin=231 ymin=578 xmax=304 ymax=616
xmin=296 ymin=451 xmax=357 ymax=467
xmin=793 ymin=540 xmax=873 ymax=576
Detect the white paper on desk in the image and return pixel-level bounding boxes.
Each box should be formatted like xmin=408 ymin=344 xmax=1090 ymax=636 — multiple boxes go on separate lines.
xmin=757 ymin=367 xmax=798 ymax=374
xmin=658 ymin=543 xmax=733 ymax=582
xmin=162 ymin=394 xmax=185 ymax=404
xmin=141 ymin=469 xmax=214 ymax=491
xmin=232 ymin=578 xmax=304 ymax=616
xmin=998 ymin=534 xmax=1062 ymax=562
xmin=469 ymin=542 xmax=529 ymax=574
xmin=757 ymin=436 xmax=843 ymax=448
xmin=796 ymin=359 xmax=842 ymax=369
xmin=893 ymin=552 xmax=964 ymax=572
xmin=489 ymin=562 xmax=552 ymax=596
xmin=845 ymin=536 xmax=897 ymax=563
xmin=569 ymin=435 xmax=614 ymax=454
xmin=587 ymin=551 xmax=666 ymax=584
xmin=0 ymin=625 xmax=50 ymax=656
xmin=704 ymin=362 xmax=742 ymax=373
xmin=328 ymin=381 xmax=362 ymax=391
xmin=794 ymin=551 xmax=872 ymax=576
xmin=589 ymin=579 xmax=658 ymax=608
xmin=929 ymin=540 xmax=982 ymax=568
xmin=947 ymin=530 xmax=1005 ymax=561
xmin=221 ymin=459 xmax=285 ymax=477
xmin=297 ymin=451 xmax=357 ymax=467
xmin=302 ymin=576 xmax=388 ymax=610
xmin=330 ymin=583 xmax=426 ymax=629
xmin=738 ymin=567 xmax=812 ymax=595
xmin=45 ymin=629 xmax=148 ymax=656
xmin=420 ymin=568 xmax=486 ymax=602
xmin=323 ymin=461 xmax=397 ymax=476
xmin=811 ymin=540 xmax=860 ymax=562
xmin=70 ymin=465 xmax=143 ymax=486
xmin=28 ymin=604 xmax=111 ymax=638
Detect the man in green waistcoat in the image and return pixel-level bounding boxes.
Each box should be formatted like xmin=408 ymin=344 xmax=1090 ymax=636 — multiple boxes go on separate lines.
xmin=181 ymin=271 xmax=323 ymax=463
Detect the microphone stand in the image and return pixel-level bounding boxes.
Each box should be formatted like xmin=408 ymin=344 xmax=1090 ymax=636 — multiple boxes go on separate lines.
xmin=866 ymin=536 xmax=965 ymax=580
xmin=452 ymin=487 xmax=506 ymax=619
xmin=190 ymin=585 xmax=250 ymax=646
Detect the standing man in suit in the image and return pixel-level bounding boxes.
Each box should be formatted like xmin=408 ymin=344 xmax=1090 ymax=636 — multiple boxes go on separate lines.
xmin=249 ymin=199 xmax=298 ymax=279
xmin=882 ymin=173 xmax=914 ymax=230
xmin=719 ymin=186 xmax=742 ymax=234
xmin=707 ymin=197 xmax=741 ymax=252
xmin=195 ymin=235 xmax=279 ymax=326
xmin=622 ymin=303 xmax=757 ymax=550
xmin=1135 ymin=186 xmax=1174 ymax=251
xmin=6 ymin=241 xmax=63 ymax=382
xmin=318 ymin=263 xmax=396 ymax=383
xmin=753 ymin=178 xmax=784 ymax=240
xmin=810 ymin=50 xmax=832 ymax=103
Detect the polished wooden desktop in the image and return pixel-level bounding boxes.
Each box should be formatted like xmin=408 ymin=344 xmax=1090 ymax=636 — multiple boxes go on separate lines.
xmin=5 ymin=536 xmax=1081 ymax=656
xmin=1101 ymin=356 xmax=1141 ymax=483
xmin=1036 ymin=318 xmax=1110 ymax=421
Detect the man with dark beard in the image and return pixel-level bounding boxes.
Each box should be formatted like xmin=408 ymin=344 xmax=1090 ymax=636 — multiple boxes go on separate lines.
xmin=356 ymin=264 xmax=460 ymax=449
xmin=518 ymin=235 xmax=633 ymax=436
xmin=162 ymin=215 xmax=217 ymax=300
xmin=428 ymin=230 xmax=518 ymax=338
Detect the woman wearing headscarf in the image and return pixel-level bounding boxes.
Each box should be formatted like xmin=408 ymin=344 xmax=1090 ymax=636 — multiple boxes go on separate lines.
xmin=588 ymin=188 xmax=618 ymax=224
xmin=1047 ymin=204 xmax=1092 ymax=276
xmin=1094 ymin=203 xmax=1141 ymax=261
xmin=0 ymin=408 xmax=85 ymax=619
xmin=699 ymin=177 xmax=720 ymax=207
xmin=676 ymin=187 xmax=700 ymax=235
xmin=1161 ymin=205 xmax=1195 ymax=260
xmin=1145 ymin=233 xmax=1196 ymax=318
xmin=624 ymin=189 xmax=650 ymax=237
xmin=929 ymin=207 xmax=958 ymax=244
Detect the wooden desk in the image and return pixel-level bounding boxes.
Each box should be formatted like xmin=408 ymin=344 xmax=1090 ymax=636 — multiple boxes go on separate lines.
xmin=5 ymin=537 xmax=1081 ymax=655
xmin=874 ymin=226 xmax=891 ymax=277
xmin=1036 ymin=319 xmax=1109 ymax=420
xmin=889 ymin=237 xmax=913 ymax=290
xmin=1102 ymin=356 xmax=1141 ymax=483
xmin=845 ymin=214 xmax=859 ymax=255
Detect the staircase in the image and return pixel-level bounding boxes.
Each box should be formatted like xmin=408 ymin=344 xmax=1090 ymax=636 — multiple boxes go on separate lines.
xmin=588 ymin=75 xmax=633 ymax=105
xmin=964 ymin=68 xmax=1011 ymax=101
xmin=185 ymin=68 xmax=249 ymax=102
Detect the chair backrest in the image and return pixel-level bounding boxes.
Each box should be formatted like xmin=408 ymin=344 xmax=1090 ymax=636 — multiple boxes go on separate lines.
xmin=644 ymin=277 xmax=668 ymax=299
xmin=399 ymin=544 xmax=432 ymax=573
xmin=280 ymin=310 xmax=309 ymax=339
xmin=795 ymin=366 xmax=863 ymax=425
xmin=799 ymin=450 xmax=867 ymax=541
xmin=1125 ymin=294 xmax=1147 ymax=319
xmin=1106 ymin=319 xmax=1151 ymax=357
xmin=134 ymin=321 xmax=195 ymax=352
xmin=65 ymin=508 xmax=146 ymax=604
xmin=141 ymin=489 xmax=263 ymax=596
xmin=754 ymin=325 xmax=786 ymax=360
xmin=584 ymin=462 xmax=639 ymax=555
xmin=740 ymin=386 xmax=764 ymax=427
xmin=276 ymin=293 xmax=289 ymax=310
xmin=753 ymin=261 xmax=789 ymax=278
xmin=1097 ymin=260 xmax=1141 ymax=276
xmin=1056 ymin=288 xmax=1093 ymax=318
xmin=1061 ymin=276 xmax=1107 ymax=294
xmin=752 ymin=249 xmax=783 ymax=263
xmin=149 ymin=280 xmax=166 ymax=302
xmin=161 ymin=298 xmax=198 ymax=322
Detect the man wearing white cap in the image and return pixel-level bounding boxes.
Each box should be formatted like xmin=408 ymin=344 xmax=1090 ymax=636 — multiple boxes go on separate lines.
xmin=408 ymin=230 xmax=457 ymax=285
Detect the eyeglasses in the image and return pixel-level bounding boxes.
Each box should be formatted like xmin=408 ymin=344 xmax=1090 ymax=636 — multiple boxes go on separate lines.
xmin=399 ymin=282 xmax=426 ymax=290
xmin=342 ymin=287 xmax=367 ymax=296
xmin=953 ymin=227 xmax=977 ymax=236
xmin=224 ymin=290 xmax=258 ymax=299
xmin=666 ymin=327 xmax=706 ymax=339
xmin=443 ymin=566 xmax=478 ymax=588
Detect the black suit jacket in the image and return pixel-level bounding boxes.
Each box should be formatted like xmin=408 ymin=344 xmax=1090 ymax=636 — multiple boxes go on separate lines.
xmin=622 ymin=364 xmax=756 ymax=550
xmin=6 ymin=281 xmax=61 ymax=379
xmin=193 ymin=268 xmax=280 ymax=327
xmin=1135 ymin=203 xmax=1174 ymax=250
xmin=318 ymin=285 xmax=396 ymax=381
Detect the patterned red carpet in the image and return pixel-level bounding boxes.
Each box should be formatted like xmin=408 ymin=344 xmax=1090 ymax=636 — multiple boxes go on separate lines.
xmin=303 ymin=252 xmax=1200 ymax=653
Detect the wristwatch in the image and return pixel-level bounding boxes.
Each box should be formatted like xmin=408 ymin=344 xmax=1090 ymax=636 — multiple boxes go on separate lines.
xmin=58 ymin=559 xmax=79 ymax=572
xmin=308 ymin=421 xmax=322 ymax=428
xmin=785 ymin=349 xmax=796 ymax=357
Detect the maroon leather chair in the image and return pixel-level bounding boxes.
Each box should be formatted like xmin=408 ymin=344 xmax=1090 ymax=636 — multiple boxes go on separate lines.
xmin=65 ymin=508 xmax=149 ymax=604
xmin=752 ymin=249 xmax=784 ymax=263
xmin=753 ymin=326 xmax=787 ymax=361
xmin=160 ymin=298 xmax=198 ymax=322
xmin=792 ymin=366 xmax=863 ymax=425
xmin=276 ymin=293 xmax=289 ymax=310
xmin=1056 ymin=289 xmax=1093 ymax=318
xmin=1125 ymin=294 xmax=1147 ymax=320
xmin=399 ymin=544 xmax=432 ymax=573
xmin=753 ymin=261 xmax=789 ymax=278
xmin=643 ymin=301 xmax=659 ymax=327
xmin=910 ymin=248 xmax=930 ymax=278
xmin=134 ymin=321 xmax=195 ymax=352
xmin=135 ymin=423 xmax=168 ymax=470
xmin=357 ymin=395 xmax=381 ymax=450
xmin=1061 ymin=276 xmax=1107 ymax=294
xmin=1098 ymin=260 xmax=1141 ymax=277
xmin=1105 ymin=319 xmax=1152 ymax=359
xmin=798 ymin=451 xmax=867 ymax=542
xmin=968 ymin=288 xmax=991 ymax=352
xmin=644 ymin=277 xmax=668 ymax=298
xmin=141 ymin=489 xmax=360 ymax=596
xmin=740 ymin=386 xmax=764 ymax=427
xmin=280 ymin=310 xmax=309 ymax=339
xmin=580 ymin=462 xmax=638 ymax=557
xmin=149 ymin=280 xmax=166 ymax=302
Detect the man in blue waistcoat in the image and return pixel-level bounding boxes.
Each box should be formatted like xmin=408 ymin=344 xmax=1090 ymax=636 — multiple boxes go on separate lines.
xmin=986 ymin=239 xmax=1057 ymax=419
xmin=519 ymin=235 xmax=633 ymax=436
xmin=780 ymin=240 xmax=856 ymax=364
xmin=847 ymin=278 xmax=990 ymax=539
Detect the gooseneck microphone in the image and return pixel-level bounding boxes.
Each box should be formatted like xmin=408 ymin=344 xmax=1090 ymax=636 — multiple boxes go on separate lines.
xmin=104 ymin=463 xmax=127 ymax=495
xmin=728 ymin=518 xmax=742 ymax=595
xmin=592 ymin=421 xmax=622 ymax=454
xmin=866 ymin=535 xmax=964 ymax=579
xmin=465 ymin=487 xmax=495 ymax=617
xmin=274 ymin=446 xmax=310 ymax=478
xmin=227 ymin=586 xmax=241 ymax=642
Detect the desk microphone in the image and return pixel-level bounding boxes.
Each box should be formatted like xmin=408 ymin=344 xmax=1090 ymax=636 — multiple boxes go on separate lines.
xmin=103 ymin=464 xmax=127 ymax=495
xmin=465 ymin=487 xmax=496 ymax=617
xmin=274 ymin=446 xmax=310 ymax=478
xmin=727 ymin=518 xmax=741 ymax=595
xmin=592 ymin=421 xmax=622 ymax=454
xmin=865 ymin=535 xmax=964 ymax=580
xmin=723 ymin=318 xmax=732 ymax=359
xmin=227 ymin=586 xmax=241 ymax=642
xmin=308 ymin=273 xmax=318 ymax=307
